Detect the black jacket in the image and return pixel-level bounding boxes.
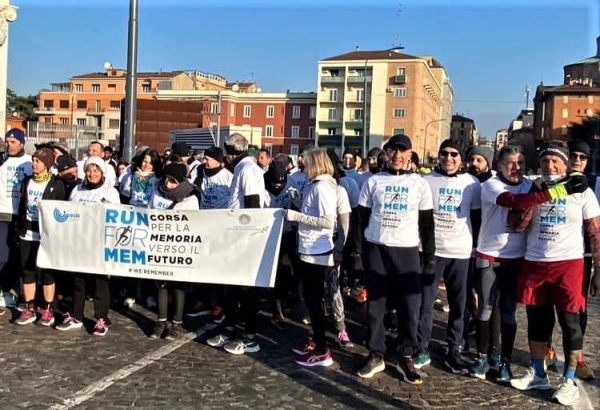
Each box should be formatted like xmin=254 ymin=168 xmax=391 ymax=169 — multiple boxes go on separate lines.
xmin=18 ymin=175 xmax=65 ymax=238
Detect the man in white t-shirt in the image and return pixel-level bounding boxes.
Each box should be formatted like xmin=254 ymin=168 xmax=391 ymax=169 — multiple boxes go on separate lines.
xmin=415 ymin=139 xmax=481 ymax=375
xmin=510 ymin=141 xmax=599 ymax=406
xmin=207 ymin=133 xmax=265 ymax=356
xmin=355 ymin=134 xmax=434 ymax=386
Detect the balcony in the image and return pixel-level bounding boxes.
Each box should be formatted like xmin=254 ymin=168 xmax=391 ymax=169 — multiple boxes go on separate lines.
xmin=35 ymin=107 xmax=55 ymax=115
xmin=345 ymin=119 xmax=365 ymax=129
xmin=394 ymin=74 xmax=406 ymax=84
xmin=347 ymin=75 xmax=372 ymax=83
xmin=87 ymin=108 xmax=106 ymax=116
xmin=321 ymin=76 xmax=345 ymax=84
xmin=319 ymin=119 xmax=342 ymax=128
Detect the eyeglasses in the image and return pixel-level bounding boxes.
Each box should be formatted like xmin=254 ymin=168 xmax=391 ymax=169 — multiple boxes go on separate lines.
xmin=440 ymin=151 xmax=460 ymax=158
xmin=569 ymin=153 xmax=588 ymax=160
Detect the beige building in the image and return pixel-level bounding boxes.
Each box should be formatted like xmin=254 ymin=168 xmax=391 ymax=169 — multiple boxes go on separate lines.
xmin=450 ymin=114 xmax=477 ymax=151
xmin=495 ymin=128 xmax=508 ymax=150
xmin=315 ymin=48 xmax=453 ymax=160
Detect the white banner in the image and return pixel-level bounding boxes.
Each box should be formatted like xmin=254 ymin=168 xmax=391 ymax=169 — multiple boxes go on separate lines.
xmin=37 ymin=201 xmax=284 ymax=288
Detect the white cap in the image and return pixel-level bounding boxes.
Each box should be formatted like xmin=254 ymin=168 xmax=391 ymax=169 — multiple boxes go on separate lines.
xmin=84 ymin=156 xmax=106 ymax=174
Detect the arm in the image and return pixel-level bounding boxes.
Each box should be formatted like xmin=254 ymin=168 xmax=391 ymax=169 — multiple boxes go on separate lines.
xmin=286 ymin=210 xmax=335 ymax=229
xmin=585 ymin=216 xmax=600 ymax=297
xmin=243 ymin=195 xmax=261 ymax=209
xmin=470 ymin=208 xmax=481 ymax=248
xmin=496 ymin=190 xmax=554 ymax=210
xmin=333 ymin=212 xmax=350 ymax=263
xmin=419 ymin=209 xmax=435 ymax=264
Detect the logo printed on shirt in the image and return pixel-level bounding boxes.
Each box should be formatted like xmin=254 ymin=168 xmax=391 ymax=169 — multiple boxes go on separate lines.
xmin=26 ymin=188 xmax=45 ymax=219
xmin=539 ymin=198 xmax=568 ymax=225
xmin=383 ymin=186 xmax=409 ymax=211
xmin=437 ymin=187 xmax=462 ymax=213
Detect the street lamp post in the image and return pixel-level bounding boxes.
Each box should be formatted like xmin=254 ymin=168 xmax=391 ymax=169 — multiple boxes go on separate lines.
xmin=361 ymin=58 xmax=369 ymax=157
xmin=123 ymin=0 xmax=139 ymax=162
xmin=423 ymin=118 xmax=446 ymax=164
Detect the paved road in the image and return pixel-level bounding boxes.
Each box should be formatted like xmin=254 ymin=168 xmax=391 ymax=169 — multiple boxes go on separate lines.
xmin=0 ymin=292 xmax=598 ymax=409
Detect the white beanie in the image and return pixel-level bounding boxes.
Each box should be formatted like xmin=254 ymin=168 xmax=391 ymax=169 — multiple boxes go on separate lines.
xmin=84 ymin=156 xmax=106 ymax=174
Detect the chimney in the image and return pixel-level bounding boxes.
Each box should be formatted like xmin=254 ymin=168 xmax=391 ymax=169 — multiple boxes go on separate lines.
xmin=597 ymin=36 xmax=600 ymax=56
xmin=355 ymin=45 xmax=359 ymax=52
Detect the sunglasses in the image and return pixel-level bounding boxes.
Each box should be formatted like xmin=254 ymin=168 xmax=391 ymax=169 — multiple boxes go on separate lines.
xmin=569 ymin=153 xmax=588 ymax=160
xmin=440 ymin=151 xmax=460 ymax=158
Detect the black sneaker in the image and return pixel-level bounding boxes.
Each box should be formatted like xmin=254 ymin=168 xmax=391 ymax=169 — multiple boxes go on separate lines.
xmin=150 ymin=320 xmax=168 ymax=339
xmin=445 ymin=350 xmax=468 ymax=375
xmin=165 ymin=322 xmax=183 ymax=340
xmin=396 ymin=356 xmax=422 ymax=385
xmin=357 ymin=351 xmax=386 ymax=379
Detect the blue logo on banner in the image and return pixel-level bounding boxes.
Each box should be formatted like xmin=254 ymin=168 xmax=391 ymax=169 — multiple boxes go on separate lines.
xmin=53 ymin=207 xmax=81 ymax=223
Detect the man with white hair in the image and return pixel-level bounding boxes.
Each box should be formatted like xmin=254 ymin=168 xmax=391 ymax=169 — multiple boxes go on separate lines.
xmin=207 ymin=133 xmax=265 ymax=355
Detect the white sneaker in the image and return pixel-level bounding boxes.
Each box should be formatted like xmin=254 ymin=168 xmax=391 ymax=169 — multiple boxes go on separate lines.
xmin=552 ymin=377 xmax=580 ymax=406
xmin=124 ymin=298 xmax=135 ymax=307
xmin=0 ymin=289 xmax=17 ymax=308
xmin=510 ymin=367 xmax=552 ymax=391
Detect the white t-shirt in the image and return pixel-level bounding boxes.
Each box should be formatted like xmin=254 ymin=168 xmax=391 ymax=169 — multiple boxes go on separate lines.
xmin=228 ymin=156 xmax=265 ymax=209
xmin=359 ymin=172 xmax=433 ymax=247
xmin=477 ymin=176 xmax=533 ymax=260
xmin=148 ymin=192 xmax=199 ymax=211
xmin=22 ymin=178 xmax=50 ymax=241
xmin=298 ymin=177 xmax=338 ymax=255
xmin=201 ymin=168 xmax=233 ymax=209
xmin=526 ymin=187 xmax=600 ymax=262
xmin=424 ymin=172 xmax=481 ymax=259
xmin=0 ymin=155 xmax=32 ymax=216
xmin=337 ymin=185 xmax=352 ymax=216
xmin=69 ymin=182 xmax=121 ymax=204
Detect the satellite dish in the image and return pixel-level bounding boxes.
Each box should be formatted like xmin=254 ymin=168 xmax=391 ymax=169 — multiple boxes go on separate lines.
xmin=103 ymin=62 xmax=113 ymax=70
xmin=256 ymin=87 xmax=262 ymax=93
xmin=232 ymin=84 xmax=240 ymax=92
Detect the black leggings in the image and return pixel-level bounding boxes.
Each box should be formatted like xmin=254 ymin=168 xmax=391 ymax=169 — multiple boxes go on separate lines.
xmin=20 ymin=239 xmax=54 ymax=286
xmin=157 ymin=281 xmax=186 ymax=323
xmin=298 ymin=260 xmax=327 ymax=352
xmin=528 ymin=305 xmax=583 ymax=351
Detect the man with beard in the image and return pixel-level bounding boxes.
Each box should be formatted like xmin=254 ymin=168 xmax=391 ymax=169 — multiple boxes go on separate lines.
xmin=466 ymin=146 xmax=495 ymax=183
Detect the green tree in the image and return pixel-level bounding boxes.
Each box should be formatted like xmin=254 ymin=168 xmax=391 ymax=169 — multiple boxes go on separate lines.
xmin=568 ymin=112 xmax=600 ymax=147
xmin=7 ymin=88 xmax=38 ymax=121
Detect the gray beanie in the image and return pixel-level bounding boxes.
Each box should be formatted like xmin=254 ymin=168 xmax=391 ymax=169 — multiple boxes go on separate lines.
xmin=467 ymin=146 xmax=494 ymax=168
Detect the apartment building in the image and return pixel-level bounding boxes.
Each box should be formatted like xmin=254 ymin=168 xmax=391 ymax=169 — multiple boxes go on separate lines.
xmin=450 ymin=114 xmax=478 ymax=151
xmin=495 ymin=128 xmax=508 ymax=150
xmin=34 ymin=66 xmax=227 ymax=143
xmin=155 ymin=88 xmax=317 ymax=155
xmin=315 ymin=48 xmax=452 ymax=159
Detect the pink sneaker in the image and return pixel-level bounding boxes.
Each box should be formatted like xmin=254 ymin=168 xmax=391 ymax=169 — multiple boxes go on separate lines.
xmin=39 ymin=308 xmax=55 ymax=327
xmin=15 ymin=309 xmax=36 ymax=325
xmin=92 ymin=318 xmax=109 ymax=336
xmin=292 ymin=339 xmax=315 ymax=355
xmin=295 ymin=349 xmax=334 ymax=367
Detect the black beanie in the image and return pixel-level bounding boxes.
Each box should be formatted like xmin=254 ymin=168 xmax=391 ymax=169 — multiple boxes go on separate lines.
xmin=439 ymin=139 xmax=463 ymax=158
xmin=539 ymin=140 xmax=569 ymax=164
xmin=204 ymin=146 xmax=224 ymax=163
xmin=342 ymin=148 xmax=358 ymax=160
xmin=367 ymin=147 xmax=382 ymax=158
xmin=163 ymin=163 xmax=188 ymax=183
xmin=567 ymin=140 xmax=590 ymax=157
xmin=265 ymin=155 xmax=288 ymax=184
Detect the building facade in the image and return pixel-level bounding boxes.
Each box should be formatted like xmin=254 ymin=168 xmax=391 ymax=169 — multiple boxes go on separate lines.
xmin=563 ymin=36 xmax=600 ymax=87
xmin=315 ymin=48 xmax=453 ymax=159
xmin=450 ymin=114 xmax=477 ymax=151
xmin=155 ymin=89 xmax=317 ymax=155
xmin=495 ymin=128 xmax=509 ymax=150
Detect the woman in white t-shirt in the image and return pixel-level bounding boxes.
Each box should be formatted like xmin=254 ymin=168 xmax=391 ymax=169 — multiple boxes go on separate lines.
xmin=56 ymin=157 xmax=120 ymax=336
xmin=148 ymin=163 xmax=199 ymax=340
xmin=285 ymin=148 xmax=337 ymax=367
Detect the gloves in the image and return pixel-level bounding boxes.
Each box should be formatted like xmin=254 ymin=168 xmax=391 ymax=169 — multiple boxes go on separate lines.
xmin=422 ymin=256 xmax=436 ymax=276
xmin=562 ymin=172 xmax=588 ymax=194
xmin=284 ymin=209 xmax=301 ymax=222
xmin=591 ymin=272 xmax=600 ymax=297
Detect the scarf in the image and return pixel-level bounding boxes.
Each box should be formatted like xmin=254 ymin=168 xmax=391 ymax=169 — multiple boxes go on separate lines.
xmin=33 ymin=172 xmax=53 ymax=183
xmin=83 ymin=177 xmax=105 ymax=190
xmin=158 ymin=179 xmax=194 ymax=204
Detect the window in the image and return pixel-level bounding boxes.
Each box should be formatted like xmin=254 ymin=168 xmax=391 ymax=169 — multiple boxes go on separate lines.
xmin=77 ymin=100 xmax=87 ymax=109
xmin=327 ymin=128 xmax=336 ymax=135
xmin=290 ymin=144 xmax=299 ymax=156
xmin=561 ymin=125 xmax=568 ymax=135
xmin=394 ymin=88 xmax=407 ymax=97
xmin=91 ymin=84 xmax=100 ymax=93
xmin=328 ymin=108 xmax=337 ymax=120
xmin=356 ymin=89 xmax=364 ymax=102
xmin=589 ymin=96 xmax=594 ymax=104
xmin=392 ymin=128 xmax=405 ymax=135
xmin=308 ymin=126 xmax=315 ymax=139
xmin=353 ymin=109 xmax=363 ymax=120
xmin=211 ymin=103 xmax=219 ymax=115
xmin=109 ymin=119 xmax=120 ymax=129
xmin=230 ymin=103 xmax=235 ymax=117
xmin=397 ymin=67 xmax=406 ymax=76
xmin=243 ymin=105 xmax=251 ymax=118
xmin=354 ymin=129 xmax=362 ymax=136
xmin=59 ymin=118 xmax=69 ymax=125
xmin=265 ymin=125 xmax=274 ymax=137
xmin=110 ymin=100 xmax=121 ymax=110
xmin=43 ymin=100 xmax=54 ymax=108
xmin=562 ymin=108 xmax=568 ymax=119
xmin=95 ymin=100 xmax=102 ymax=111
xmin=393 ymin=108 xmax=406 ymax=118
xmin=265 ymin=144 xmax=273 ymax=155
xmin=329 ymin=89 xmax=338 ymax=102
xmin=43 ymin=117 xmax=52 ymax=123
xmin=563 ymin=96 xmax=569 ymax=103
xmin=291 ymin=126 xmax=300 ymax=138
xmin=309 ymin=106 xmax=316 ymax=119
xmin=76 ymin=118 xmax=86 ymax=126
xmin=587 ymin=109 xmax=594 ymax=116
xmin=292 ymin=106 xmax=301 ymax=119
xmin=74 ymin=84 xmax=83 ymax=92
xmin=59 ymin=100 xmax=69 ymax=109
xmin=108 ymin=84 xmax=117 ymax=92
xmin=265 ymin=105 xmax=275 ymax=118
xmin=141 ymin=84 xmax=151 ymax=93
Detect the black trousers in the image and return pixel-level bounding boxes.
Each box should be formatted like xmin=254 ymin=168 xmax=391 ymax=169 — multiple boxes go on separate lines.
xmin=297 ymin=260 xmax=328 ymax=352
xmin=364 ymin=243 xmax=422 ymax=357
xmin=71 ymin=274 xmax=110 ymax=321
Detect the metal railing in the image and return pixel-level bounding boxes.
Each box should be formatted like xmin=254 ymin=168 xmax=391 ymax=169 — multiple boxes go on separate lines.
xmin=25 ymin=121 xmax=101 ymax=160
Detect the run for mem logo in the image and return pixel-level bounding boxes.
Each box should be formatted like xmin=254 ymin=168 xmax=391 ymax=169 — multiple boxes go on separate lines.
xmin=53 ymin=207 xmax=81 ymax=223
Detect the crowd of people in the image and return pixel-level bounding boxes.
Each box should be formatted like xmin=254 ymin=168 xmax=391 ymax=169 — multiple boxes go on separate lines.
xmin=0 ymin=127 xmax=597 ymax=406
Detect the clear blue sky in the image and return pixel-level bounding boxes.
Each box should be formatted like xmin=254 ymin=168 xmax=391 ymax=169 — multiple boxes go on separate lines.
xmin=7 ymin=0 xmax=599 ymax=138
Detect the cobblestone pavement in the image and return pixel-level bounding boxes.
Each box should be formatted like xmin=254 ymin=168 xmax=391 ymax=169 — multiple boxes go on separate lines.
xmin=0 ymin=292 xmax=598 ymax=409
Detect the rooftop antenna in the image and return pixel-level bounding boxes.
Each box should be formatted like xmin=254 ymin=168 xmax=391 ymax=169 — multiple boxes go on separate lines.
xmin=525 ymin=85 xmax=531 ymax=109
xmin=392 ymin=4 xmax=403 ymax=48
